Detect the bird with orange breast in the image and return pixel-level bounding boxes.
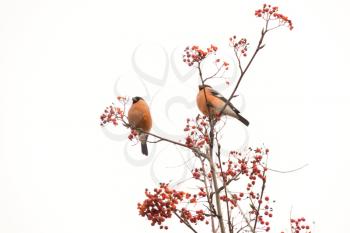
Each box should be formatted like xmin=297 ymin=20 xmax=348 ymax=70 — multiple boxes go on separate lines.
xmin=196 ymin=85 xmax=249 ymax=126
xmin=128 ymin=96 xmax=153 ymax=156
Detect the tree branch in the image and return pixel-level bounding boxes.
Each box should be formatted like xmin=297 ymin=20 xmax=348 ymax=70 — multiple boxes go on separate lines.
xmin=216 ymin=140 xmax=233 ymax=233
xmin=252 ymin=170 xmax=267 ymax=232
xmin=197 ymin=62 xmax=226 ymax=233
xmin=209 ymin=175 xmax=240 ymax=200
xmin=203 ymin=64 xmax=225 ymax=83
xmin=200 ymin=158 xmax=217 ymax=233
xmin=124 ymin=121 xmax=208 ymax=159
xmin=209 ymin=156 xmax=226 ymax=233
xmin=220 ymin=20 xmax=271 ymax=116
xmin=236 ymin=203 xmax=255 ymax=233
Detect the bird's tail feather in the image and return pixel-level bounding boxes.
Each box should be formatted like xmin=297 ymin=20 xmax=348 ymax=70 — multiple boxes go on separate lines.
xmin=140 ymin=134 xmax=149 ymax=156
xmin=141 ymin=143 xmax=148 ymax=156
xmin=237 ymin=114 xmax=249 ymax=126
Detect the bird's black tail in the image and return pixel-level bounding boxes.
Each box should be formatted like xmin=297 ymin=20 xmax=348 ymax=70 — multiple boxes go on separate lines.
xmin=237 ymin=114 xmax=249 ymax=126
xmin=141 ymin=134 xmax=149 ymax=156
xmin=141 ymin=142 xmax=148 ymax=156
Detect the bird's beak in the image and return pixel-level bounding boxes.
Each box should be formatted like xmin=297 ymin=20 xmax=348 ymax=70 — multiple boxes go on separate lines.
xmin=132 ymin=97 xmax=136 ymax=102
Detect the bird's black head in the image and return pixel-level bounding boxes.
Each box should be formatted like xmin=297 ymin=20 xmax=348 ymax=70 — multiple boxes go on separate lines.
xmin=198 ymin=84 xmax=212 ymax=90
xmin=132 ymin=96 xmax=143 ymax=104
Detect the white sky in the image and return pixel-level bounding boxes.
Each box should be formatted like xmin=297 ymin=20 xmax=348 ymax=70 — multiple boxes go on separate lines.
xmin=1 ymin=0 xmax=350 ymax=232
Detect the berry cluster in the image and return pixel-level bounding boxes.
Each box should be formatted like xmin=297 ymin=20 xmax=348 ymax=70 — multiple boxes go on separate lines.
xmin=243 ymin=148 xmax=273 ymax=232
xmin=137 ymin=183 xmax=186 ymax=228
xmin=184 ymin=115 xmax=210 ymax=148
xmin=219 ymin=194 xmax=240 ymax=208
xmin=127 ymin=129 xmax=138 ymax=140
xmin=252 ymin=195 xmax=274 ymax=232
xmin=100 ymin=105 xmax=120 ymax=126
xmin=180 ymin=208 xmax=207 ymax=224
xmin=183 ymin=44 xmax=218 ymax=66
xmin=255 ymin=4 xmax=294 ymax=30
xmin=214 ymin=58 xmax=230 ymax=71
xmin=137 ymin=183 xmax=208 ymax=230
xmin=192 ymin=167 xmax=213 ymax=181
xmin=217 ymin=148 xmax=273 ymax=232
xmin=100 ymin=96 xmax=144 ymax=144
xmin=216 ymin=157 xmax=239 ymax=183
xmin=219 ymin=148 xmax=268 ymax=186
xmin=138 ymin=145 xmax=311 ymax=232
xmin=289 ymin=217 xmax=311 ymax=233
xmin=100 ymin=96 xmax=127 ymax=126
xmin=229 ymin=36 xmax=249 ymax=57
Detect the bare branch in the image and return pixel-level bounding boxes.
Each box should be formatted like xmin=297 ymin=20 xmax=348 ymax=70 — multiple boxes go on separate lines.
xmin=253 ymin=170 xmax=267 ymax=231
xmin=215 ymin=135 xmax=233 ymax=233
xmin=203 ymin=64 xmax=225 ymax=83
xmin=125 ymin=122 xmax=208 ymax=159
xmin=201 ymin=158 xmax=218 ymax=233
xmin=220 ymin=20 xmax=272 ymax=116
xmin=236 ymin=203 xmax=255 ymax=233
xmin=198 ymin=60 xmax=227 ymax=233
xmin=210 ymin=175 xmax=240 ymax=200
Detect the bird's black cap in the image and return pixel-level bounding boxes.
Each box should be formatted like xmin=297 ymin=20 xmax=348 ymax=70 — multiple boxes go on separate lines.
xmin=198 ymin=84 xmax=212 ymax=90
xmin=132 ymin=96 xmax=144 ymax=103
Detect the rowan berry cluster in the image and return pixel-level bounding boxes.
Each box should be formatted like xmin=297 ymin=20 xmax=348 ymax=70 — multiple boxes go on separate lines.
xmin=127 ymin=129 xmax=138 ymax=140
xmin=229 ymin=36 xmax=249 ymax=57
xmin=137 ymin=183 xmax=185 ymax=228
xmin=137 ymin=183 xmax=208 ymax=229
xmin=183 ymin=44 xmax=218 ymax=66
xmin=100 ymin=96 xmax=127 ymax=126
xmin=216 ymin=155 xmax=240 ymax=183
xmin=183 ymin=115 xmax=210 ymax=148
xmin=219 ymin=194 xmax=239 ymax=208
xmin=290 ymin=217 xmax=311 ymax=233
xmin=219 ymin=148 xmax=268 ymax=185
xmin=251 ymin=195 xmax=274 ymax=232
xmin=216 ymin=148 xmax=274 ymax=232
xmin=180 ymin=208 xmax=207 ymax=224
xmin=255 ymin=4 xmax=294 ymax=30
xmin=100 ymin=97 xmax=143 ymax=143
xmin=100 ymin=105 xmax=119 ymax=126
xmin=240 ymin=148 xmax=273 ymax=231
xmin=191 ymin=167 xmax=213 ymax=182
xmin=215 ymin=58 xmax=230 ymax=70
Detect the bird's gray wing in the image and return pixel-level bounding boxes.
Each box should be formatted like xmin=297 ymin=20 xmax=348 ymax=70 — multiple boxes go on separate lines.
xmin=210 ymin=89 xmax=240 ymax=114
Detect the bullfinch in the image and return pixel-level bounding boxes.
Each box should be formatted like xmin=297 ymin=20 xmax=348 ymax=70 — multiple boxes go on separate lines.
xmin=196 ymin=85 xmax=249 ymax=126
xmin=128 ymin=96 xmax=153 ymax=156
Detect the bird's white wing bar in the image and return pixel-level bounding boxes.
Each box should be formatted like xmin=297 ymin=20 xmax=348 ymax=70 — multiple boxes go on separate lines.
xmin=209 ymin=88 xmax=240 ymax=114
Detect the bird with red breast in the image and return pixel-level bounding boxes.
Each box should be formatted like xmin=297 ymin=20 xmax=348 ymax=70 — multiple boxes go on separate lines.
xmin=128 ymin=96 xmax=153 ymax=155
xmin=196 ymin=85 xmax=249 ymax=126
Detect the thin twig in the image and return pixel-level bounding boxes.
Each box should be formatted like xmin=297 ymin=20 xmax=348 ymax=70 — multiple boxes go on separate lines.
xmin=210 ymin=176 xmax=240 ymax=200
xmin=204 ymin=64 xmax=225 ymax=82
xmin=125 ymin=123 xmax=208 ymax=159
xmin=215 ymin=135 xmax=233 ymax=233
xmin=236 ymin=203 xmax=255 ymax=233
xmin=220 ymin=20 xmax=271 ymax=116
xmin=198 ymin=62 xmax=226 ymax=233
xmin=201 ymin=158 xmax=217 ymax=233
xmin=174 ymin=211 xmax=198 ymax=233
xmin=252 ymin=171 xmax=267 ymax=232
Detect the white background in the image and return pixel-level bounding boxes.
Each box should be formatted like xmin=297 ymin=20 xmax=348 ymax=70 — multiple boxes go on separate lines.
xmin=1 ymin=0 xmax=350 ymax=232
